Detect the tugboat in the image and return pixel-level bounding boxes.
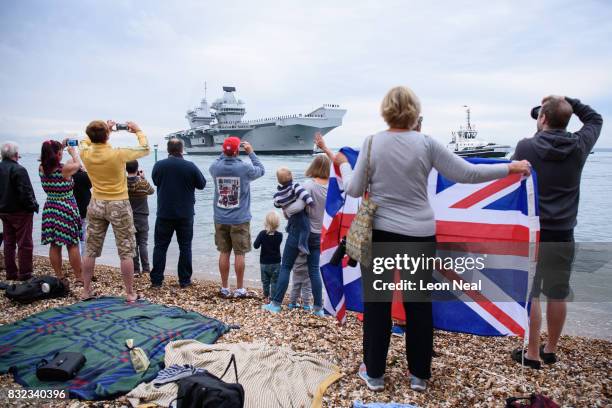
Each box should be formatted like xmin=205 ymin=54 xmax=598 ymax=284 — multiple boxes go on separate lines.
xmin=447 ymin=106 xmax=511 ymax=158
xmin=167 ymin=84 xmax=346 ymax=155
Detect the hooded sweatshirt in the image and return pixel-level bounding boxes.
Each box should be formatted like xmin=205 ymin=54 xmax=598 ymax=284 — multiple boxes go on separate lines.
xmin=209 ymin=152 xmax=265 ymax=225
xmin=512 ymin=97 xmax=603 ymax=231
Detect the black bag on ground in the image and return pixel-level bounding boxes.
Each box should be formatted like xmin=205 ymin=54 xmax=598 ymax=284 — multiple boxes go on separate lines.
xmin=5 ymin=276 xmax=68 ymax=304
xmin=36 ymin=352 xmax=86 ymax=381
xmin=176 ymin=354 xmax=244 ymax=408
xmin=506 ymin=394 xmax=560 ymax=408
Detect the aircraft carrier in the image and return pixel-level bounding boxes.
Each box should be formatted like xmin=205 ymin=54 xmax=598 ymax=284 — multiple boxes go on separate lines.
xmin=167 ymin=86 xmax=346 ymax=154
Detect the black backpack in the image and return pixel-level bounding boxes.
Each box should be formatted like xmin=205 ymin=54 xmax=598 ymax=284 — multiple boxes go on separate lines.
xmin=5 ymin=276 xmax=68 ymax=304
xmin=176 ymin=355 xmax=244 ymax=408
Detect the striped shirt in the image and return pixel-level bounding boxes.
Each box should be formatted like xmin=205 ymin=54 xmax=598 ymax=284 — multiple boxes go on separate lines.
xmin=273 ymin=181 xmax=313 ymax=208
xmin=152 ymin=364 xmax=205 ymax=387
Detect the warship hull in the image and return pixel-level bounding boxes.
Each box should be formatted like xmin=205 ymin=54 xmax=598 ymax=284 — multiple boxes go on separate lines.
xmin=177 ymin=124 xmax=339 ymax=155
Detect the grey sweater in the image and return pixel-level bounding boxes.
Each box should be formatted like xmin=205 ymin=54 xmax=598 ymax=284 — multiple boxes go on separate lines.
xmin=340 ymin=130 xmax=509 ymax=237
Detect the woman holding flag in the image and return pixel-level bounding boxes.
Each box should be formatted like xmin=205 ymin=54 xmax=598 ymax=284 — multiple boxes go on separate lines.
xmin=334 ymin=86 xmax=531 ymax=392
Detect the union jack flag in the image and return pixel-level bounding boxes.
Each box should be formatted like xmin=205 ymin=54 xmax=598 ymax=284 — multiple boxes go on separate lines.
xmin=321 ymin=148 xmax=540 ymax=336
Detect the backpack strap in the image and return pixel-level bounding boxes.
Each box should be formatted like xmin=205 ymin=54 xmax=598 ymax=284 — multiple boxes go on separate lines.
xmin=219 ymin=354 xmax=239 ymax=383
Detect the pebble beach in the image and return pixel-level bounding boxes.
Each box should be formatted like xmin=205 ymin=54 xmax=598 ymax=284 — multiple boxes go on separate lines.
xmin=0 ymin=256 xmax=610 ymax=407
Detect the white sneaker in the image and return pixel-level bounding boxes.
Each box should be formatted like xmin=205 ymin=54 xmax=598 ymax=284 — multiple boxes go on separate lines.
xmin=233 ymin=288 xmax=248 ymax=298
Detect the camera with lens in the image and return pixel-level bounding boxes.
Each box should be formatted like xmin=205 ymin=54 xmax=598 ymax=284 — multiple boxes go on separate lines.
xmin=115 ymin=123 xmax=129 ymax=131
xmin=530 ymin=106 xmax=541 ymax=120
xmin=330 ymin=237 xmax=358 ymax=267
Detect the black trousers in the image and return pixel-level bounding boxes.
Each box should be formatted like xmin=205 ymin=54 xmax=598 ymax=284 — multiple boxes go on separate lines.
xmin=362 ymin=229 xmax=435 ymax=379
xmin=150 ymin=217 xmax=194 ymax=286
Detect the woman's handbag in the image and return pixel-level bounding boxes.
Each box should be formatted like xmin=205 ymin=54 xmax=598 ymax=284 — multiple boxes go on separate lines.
xmin=345 ymin=135 xmax=378 ymax=267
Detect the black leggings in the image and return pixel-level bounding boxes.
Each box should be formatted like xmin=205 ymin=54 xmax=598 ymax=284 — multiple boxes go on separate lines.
xmin=362 ymin=229 xmax=435 ymax=379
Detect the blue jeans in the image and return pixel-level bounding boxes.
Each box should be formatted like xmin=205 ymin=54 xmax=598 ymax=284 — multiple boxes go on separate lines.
xmin=260 ymin=263 xmax=280 ymax=298
xmin=286 ymin=211 xmax=310 ymax=255
xmin=271 ymin=230 xmax=322 ymax=308
xmin=150 ymin=217 xmax=193 ymax=286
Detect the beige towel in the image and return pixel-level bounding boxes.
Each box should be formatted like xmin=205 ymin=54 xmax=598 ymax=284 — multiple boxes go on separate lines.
xmin=127 ymin=340 xmax=342 ymax=408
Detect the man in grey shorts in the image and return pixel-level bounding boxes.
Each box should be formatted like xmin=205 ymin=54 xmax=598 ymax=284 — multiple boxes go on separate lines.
xmin=511 ymin=95 xmax=602 ymax=369
xmin=209 ymin=137 xmax=265 ymax=298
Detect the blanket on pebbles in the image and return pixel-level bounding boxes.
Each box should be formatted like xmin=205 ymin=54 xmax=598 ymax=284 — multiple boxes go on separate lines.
xmin=127 ymin=340 xmax=343 ymax=408
xmin=0 ymin=297 xmax=228 ymax=399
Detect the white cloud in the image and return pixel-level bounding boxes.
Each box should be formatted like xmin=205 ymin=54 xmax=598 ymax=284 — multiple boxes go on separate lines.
xmin=0 ymin=0 xmax=610 ymax=152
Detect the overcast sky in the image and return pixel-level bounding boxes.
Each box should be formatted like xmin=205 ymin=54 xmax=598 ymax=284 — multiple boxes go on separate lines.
xmin=1 ymin=0 xmax=610 ymax=153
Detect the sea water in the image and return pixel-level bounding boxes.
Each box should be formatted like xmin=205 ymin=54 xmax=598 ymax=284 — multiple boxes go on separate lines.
xmin=17 ymin=151 xmax=612 ymax=278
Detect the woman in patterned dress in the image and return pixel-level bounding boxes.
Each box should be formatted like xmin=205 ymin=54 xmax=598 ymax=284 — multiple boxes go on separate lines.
xmin=39 ymin=140 xmax=83 ymax=285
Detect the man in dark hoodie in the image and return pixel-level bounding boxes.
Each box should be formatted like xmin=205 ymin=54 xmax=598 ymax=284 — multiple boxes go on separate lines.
xmin=511 ymin=95 xmax=603 ymax=369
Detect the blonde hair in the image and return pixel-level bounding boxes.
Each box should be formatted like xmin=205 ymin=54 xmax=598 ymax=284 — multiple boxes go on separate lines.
xmin=264 ymin=211 xmax=281 ymax=233
xmin=380 ymin=86 xmax=421 ymax=130
xmin=276 ymin=167 xmax=293 ymax=184
xmin=305 ymin=154 xmax=330 ymax=179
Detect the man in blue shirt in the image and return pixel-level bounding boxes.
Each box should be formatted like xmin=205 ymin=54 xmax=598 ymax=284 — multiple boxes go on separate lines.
xmin=150 ymin=138 xmax=206 ymax=288
xmin=209 ymin=137 xmax=265 ymax=298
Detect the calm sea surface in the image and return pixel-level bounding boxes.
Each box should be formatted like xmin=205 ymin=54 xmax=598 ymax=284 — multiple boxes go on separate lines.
xmin=15 ymin=150 xmax=612 ymax=339
xmin=19 ymin=151 xmax=612 ymax=278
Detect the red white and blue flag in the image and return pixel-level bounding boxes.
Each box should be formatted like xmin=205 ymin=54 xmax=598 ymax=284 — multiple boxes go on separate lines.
xmin=320 ymin=148 xmax=540 ymax=336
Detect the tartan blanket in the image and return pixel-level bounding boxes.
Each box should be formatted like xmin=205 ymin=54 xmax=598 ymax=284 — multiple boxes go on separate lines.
xmin=0 ymin=297 xmax=229 ymax=400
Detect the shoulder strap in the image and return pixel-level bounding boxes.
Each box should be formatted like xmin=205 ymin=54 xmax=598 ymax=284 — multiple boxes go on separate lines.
xmin=219 ymin=354 xmax=239 ymax=383
xmin=364 ymin=135 xmax=374 ymax=193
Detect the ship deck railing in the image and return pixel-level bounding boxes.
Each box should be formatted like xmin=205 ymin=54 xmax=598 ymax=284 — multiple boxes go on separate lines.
xmin=245 ymin=113 xmax=327 ymax=124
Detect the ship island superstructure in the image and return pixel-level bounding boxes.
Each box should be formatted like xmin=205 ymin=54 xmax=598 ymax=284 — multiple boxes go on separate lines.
xmin=168 ymin=86 xmax=346 ymax=154
xmin=447 ymin=106 xmax=511 ymax=158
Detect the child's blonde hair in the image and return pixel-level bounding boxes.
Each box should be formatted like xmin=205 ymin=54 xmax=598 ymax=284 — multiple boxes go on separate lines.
xmin=276 ymin=167 xmax=293 ymax=184
xmin=264 ymin=211 xmax=281 ymax=233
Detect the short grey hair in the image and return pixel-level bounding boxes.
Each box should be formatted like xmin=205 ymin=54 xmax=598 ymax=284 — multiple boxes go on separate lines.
xmin=1 ymin=141 xmax=19 ymax=160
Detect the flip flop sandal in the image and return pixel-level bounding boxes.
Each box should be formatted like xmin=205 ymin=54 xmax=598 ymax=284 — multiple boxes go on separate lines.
xmin=540 ymin=345 xmax=558 ymax=364
xmin=511 ymin=348 xmax=541 ymax=369
xmin=80 ymin=291 xmax=99 ymax=301
xmin=126 ymin=294 xmax=144 ymax=304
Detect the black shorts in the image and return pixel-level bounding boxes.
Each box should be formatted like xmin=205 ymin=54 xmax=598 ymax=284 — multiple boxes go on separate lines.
xmin=530 ymin=229 xmax=575 ymax=300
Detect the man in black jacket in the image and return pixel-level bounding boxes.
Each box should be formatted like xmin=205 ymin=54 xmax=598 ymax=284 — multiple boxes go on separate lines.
xmin=150 ymin=138 xmax=206 ymax=288
xmin=512 ymin=96 xmax=603 ymax=368
xmin=0 ymin=142 xmax=39 ymax=281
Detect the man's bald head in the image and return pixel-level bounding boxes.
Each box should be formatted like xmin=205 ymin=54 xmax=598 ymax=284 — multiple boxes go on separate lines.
xmin=539 ymin=96 xmax=573 ymax=130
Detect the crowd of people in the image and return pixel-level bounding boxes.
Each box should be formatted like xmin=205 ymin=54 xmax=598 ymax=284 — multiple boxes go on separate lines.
xmin=0 ymin=85 xmax=602 ymax=394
